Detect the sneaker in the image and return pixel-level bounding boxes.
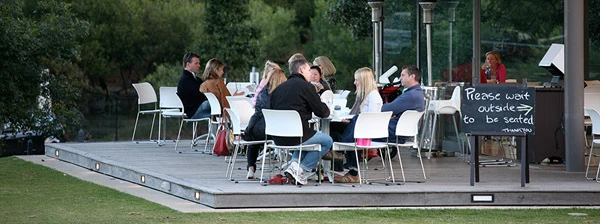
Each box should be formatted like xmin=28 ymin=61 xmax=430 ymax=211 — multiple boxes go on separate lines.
xmin=246 ymin=166 xmax=255 ymax=179
xmin=333 ymin=172 xmax=360 ymax=183
xmin=284 ymin=162 xmax=308 ymax=185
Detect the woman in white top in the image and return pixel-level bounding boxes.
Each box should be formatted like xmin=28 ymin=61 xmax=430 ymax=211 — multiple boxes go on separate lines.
xmin=348 ymin=67 xmax=382 ymax=115
xmin=334 ymin=67 xmax=383 ymax=183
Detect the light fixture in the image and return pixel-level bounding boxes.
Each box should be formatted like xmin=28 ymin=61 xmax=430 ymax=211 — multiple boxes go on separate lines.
xmin=447 ymin=1 xmax=459 ymax=82
xmin=368 ymin=0 xmax=384 ymax=83
xmin=194 ymin=192 xmax=201 ymax=200
xmin=140 ymin=175 xmax=146 ymax=183
xmin=54 ymin=150 xmax=59 ymax=157
xmin=95 ymin=163 xmax=100 ymax=170
xmin=419 ymin=0 xmax=437 ymax=86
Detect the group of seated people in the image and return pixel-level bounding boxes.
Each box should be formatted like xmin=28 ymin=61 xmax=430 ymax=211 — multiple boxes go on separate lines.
xmin=176 ymin=52 xmax=425 ymax=185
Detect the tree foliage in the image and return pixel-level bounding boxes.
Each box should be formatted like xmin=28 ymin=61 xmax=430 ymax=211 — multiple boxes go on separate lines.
xmin=67 ymin=0 xmax=201 ymax=92
xmin=325 ymin=0 xmax=372 ymax=40
xmin=0 ymin=0 xmax=88 ymax=138
xmin=304 ymin=0 xmax=372 ymax=91
xmin=249 ymin=0 xmax=301 ymax=64
xmin=193 ymin=0 xmax=261 ymax=81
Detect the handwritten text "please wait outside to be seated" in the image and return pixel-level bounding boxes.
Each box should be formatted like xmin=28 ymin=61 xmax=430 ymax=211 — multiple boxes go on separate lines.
xmin=463 ymin=88 xmax=534 ymax=125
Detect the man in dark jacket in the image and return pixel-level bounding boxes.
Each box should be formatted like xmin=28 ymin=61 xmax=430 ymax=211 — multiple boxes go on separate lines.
xmin=270 ymin=57 xmax=333 ymax=185
xmin=177 ymin=52 xmax=210 ymax=119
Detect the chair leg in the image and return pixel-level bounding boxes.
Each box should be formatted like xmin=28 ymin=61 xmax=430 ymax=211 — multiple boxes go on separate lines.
xmin=416 ymin=144 xmax=427 ymax=181
xmin=204 ymin=121 xmax=215 ymax=154
xmin=428 ymin=113 xmax=439 ymax=159
xmin=452 ymin=114 xmax=462 ymax=154
xmin=394 ymin=146 xmax=406 ymax=183
xmin=355 ymin=147 xmax=363 ymax=186
xmin=227 ymin=143 xmax=240 ymax=181
xmin=419 ymin=111 xmax=432 ymax=156
xmin=586 ymin=143 xmax=595 ymax=180
xmin=174 ymin=119 xmax=185 ymax=151
xmin=132 ymin=113 xmax=141 ymax=142
xmin=259 ymin=142 xmax=269 ymax=185
xmin=149 ymin=113 xmax=156 ymax=141
xmin=596 ymin=162 xmax=600 ymax=183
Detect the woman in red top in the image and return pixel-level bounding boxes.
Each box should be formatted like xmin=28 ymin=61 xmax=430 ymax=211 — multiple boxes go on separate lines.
xmin=480 ymin=51 xmax=507 ymax=84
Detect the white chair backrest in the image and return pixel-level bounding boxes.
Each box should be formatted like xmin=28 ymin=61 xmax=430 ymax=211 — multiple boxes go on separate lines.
xmin=395 ymin=110 xmax=424 ymax=137
xmin=340 ymin=90 xmax=351 ymax=99
xmin=450 ymin=86 xmax=461 ymax=110
xmin=226 ymin=82 xmax=252 ymax=94
xmin=159 ymin=87 xmax=183 ymax=110
xmin=132 ymin=82 xmax=157 ymax=105
xmin=332 ymin=99 xmax=347 ymax=108
xmin=204 ymin=92 xmax=222 ymax=116
xmin=224 ymin=108 xmax=242 ymax=135
xmin=262 ymin=109 xmax=303 ymax=138
xmin=226 ymin=96 xmax=254 ymax=126
xmin=584 ymin=92 xmax=600 ymax=116
xmin=320 ymin=90 xmax=334 ymax=102
xmin=353 ymin=111 xmax=393 ymax=139
xmin=585 ymin=108 xmax=600 ymax=135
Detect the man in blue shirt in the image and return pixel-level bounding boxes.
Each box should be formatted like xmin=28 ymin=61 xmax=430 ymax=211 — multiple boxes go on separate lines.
xmin=335 ymin=65 xmax=425 ymax=183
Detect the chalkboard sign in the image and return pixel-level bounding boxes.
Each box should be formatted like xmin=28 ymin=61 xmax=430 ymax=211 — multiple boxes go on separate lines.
xmin=461 ymin=85 xmax=535 ymax=134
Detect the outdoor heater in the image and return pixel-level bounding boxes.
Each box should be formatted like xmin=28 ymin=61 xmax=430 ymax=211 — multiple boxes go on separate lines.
xmin=368 ymin=0 xmax=384 ymax=83
xmin=447 ymin=1 xmax=458 ymax=82
xmin=419 ymin=0 xmax=437 ymax=86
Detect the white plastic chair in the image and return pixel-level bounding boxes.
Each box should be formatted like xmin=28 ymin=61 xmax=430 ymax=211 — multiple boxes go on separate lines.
xmin=226 ymin=96 xmax=254 ymax=130
xmin=423 ymin=86 xmax=463 ymax=159
xmin=199 ymin=92 xmax=222 ymax=153
xmin=584 ymin=107 xmax=600 ymax=182
xmin=224 ymin=108 xmax=272 ymax=182
xmin=174 ymin=96 xmax=210 ymax=152
xmin=158 ymin=87 xmax=186 ymax=146
xmin=388 ymin=110 xmax=426 ymax=183
xmin=340 ymin=90 xmax=351 ymax=99
xmin=173 ymin=92 xmax=221 ymax=152
xmin=261 ymin=109 xmax=322 ymax=185
xmin=320 ymin=90 xmax=334 ymax=105
xmin=226 ymin=82 xmax=253 ymax=95
xmin=131 ymin=82 xmax=161 ymax=143
xmin=331 ymin=111 xmax=393 ymax=186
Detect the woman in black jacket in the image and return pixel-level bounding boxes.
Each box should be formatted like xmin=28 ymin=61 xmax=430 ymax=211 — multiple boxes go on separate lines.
xmin=243 ymin=68 xmax=287 ymax=179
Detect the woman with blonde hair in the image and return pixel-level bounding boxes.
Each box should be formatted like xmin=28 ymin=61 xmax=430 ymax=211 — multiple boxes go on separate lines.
xmin=199 ymin=58 xmax=244 ymax=110
xmin=349 ymin=67 xmax=383 ymax=115
xmin=479 ymin=51 xmax=506 ymax=84
xmin=333 ymin=67 xmax=383 ymax=183
xmin=313 ymin=56 xmax=337 ymax=92
xmin=243 ymin=68 xmax=287 ymax=179
xmin=253 ymin=60 xmax=280 ymax=105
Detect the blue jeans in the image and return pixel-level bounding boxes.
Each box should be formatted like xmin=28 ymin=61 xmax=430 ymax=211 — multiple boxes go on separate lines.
xmin=292 ymin=131 xmax=332 ymax=171
xmin=190 ymin=101 xmax=211 ymax=119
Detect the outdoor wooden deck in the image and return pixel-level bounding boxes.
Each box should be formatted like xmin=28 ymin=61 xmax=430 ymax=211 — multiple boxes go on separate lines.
xmin=44 ymin=140 xmax=599 ymax=209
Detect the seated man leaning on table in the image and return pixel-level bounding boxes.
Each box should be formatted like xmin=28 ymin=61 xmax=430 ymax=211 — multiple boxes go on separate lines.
xmin=270 ymin=57 xmax=333 ymax=185
xmin=335 ymin=64 xmax=425 ymax=183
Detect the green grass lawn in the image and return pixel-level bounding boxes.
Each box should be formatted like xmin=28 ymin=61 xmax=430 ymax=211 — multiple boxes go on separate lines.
xmin=0 ymin=156 xmax=598 ymax=223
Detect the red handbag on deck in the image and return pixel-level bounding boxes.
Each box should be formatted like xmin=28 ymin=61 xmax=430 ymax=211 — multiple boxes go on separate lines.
xmin=213 ymin=111 xmax=233 ymax=156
